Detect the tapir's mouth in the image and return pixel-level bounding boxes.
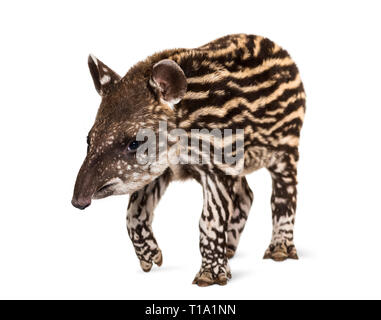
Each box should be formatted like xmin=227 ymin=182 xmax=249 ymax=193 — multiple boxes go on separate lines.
xmin=93 ymin=182 xmax=117 ymax=199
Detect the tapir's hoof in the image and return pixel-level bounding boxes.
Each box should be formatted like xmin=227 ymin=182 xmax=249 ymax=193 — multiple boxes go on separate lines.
xmin=153 ymin=249 xmax=163 ymax=266
xmin=140 ymin=260 xmax=153 ymax=272
xmin=192 ymin=269 xmax=232 ymax=287
xmin=139 ymin=249 xmax=163 ymax=272
xmin=263 ymin=243 xmax=299 ymax=262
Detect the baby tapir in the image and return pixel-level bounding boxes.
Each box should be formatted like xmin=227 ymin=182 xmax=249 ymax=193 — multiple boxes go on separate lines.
xmin=72 ymin=34 xmax=306 ymax=286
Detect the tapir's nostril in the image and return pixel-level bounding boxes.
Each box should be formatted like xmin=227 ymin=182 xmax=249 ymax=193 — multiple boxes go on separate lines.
xmin=71 ymin=198 xmax=91 ymax=210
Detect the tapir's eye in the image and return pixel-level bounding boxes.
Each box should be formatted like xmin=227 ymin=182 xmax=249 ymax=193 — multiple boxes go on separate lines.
xmin=127 ymin=140 xmax=142 ymax=152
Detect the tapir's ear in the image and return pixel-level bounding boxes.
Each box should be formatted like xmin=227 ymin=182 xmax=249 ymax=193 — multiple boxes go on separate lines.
xmin=150 ymin=59 xmax=187 ymax=108
xmin=88 ymin=54 xmax=121 ymax=96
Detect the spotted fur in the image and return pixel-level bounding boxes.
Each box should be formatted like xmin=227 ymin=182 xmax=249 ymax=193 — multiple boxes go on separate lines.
xmin=72 ymin=34 xmax=306 ymax=286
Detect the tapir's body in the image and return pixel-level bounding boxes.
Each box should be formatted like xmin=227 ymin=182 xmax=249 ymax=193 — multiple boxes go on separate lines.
xmin=72 ymin=34 xmax=305 ymax=286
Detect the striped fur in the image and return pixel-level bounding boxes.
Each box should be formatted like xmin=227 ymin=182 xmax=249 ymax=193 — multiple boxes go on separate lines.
xmin=128 ymin=34 xmax=305 ymax=286
xmin=73 ymin=34 xmax=306 ymax=287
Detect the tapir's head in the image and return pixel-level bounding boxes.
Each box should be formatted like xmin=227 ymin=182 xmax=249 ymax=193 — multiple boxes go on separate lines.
xmin=72 ymin=55 xmax=187 ymax=210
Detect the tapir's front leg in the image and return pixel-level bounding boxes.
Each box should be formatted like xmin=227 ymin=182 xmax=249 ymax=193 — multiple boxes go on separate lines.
xmin=127 ymin=169 xmax=172 ymax=272
xmin=227 ymin=177 xmax=253 ymax=259
xmin=192 ymin=169 xmax=233 ymax=287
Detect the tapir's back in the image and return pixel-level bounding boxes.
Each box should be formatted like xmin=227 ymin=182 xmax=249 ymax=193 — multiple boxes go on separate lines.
xmin=170 ymin=34 xmax=305 ymax=172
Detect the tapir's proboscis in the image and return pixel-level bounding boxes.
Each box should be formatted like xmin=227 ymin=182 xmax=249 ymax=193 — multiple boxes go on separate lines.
xmin=72 ymin=34 xmax=306 ymax=286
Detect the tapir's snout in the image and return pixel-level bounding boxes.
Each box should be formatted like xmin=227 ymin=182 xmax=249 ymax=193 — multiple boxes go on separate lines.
xmin=72 ymin=157 xmax=97 ymax=210
xmin=71 ymin=197 xmax=91 ymax=210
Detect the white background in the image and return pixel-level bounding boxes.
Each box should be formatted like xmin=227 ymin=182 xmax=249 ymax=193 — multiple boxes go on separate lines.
xmin=0 ymin=0 xmax=380 ymax=300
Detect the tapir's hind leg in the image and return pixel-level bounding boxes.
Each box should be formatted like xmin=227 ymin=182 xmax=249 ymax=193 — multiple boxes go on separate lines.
xmin=126 ymin=169 xmax=172 ymax=272
xmin=264 ymin=152 xmax=299 ymax=261
xmin=226 ymin=177 xmax=253 ymax=259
